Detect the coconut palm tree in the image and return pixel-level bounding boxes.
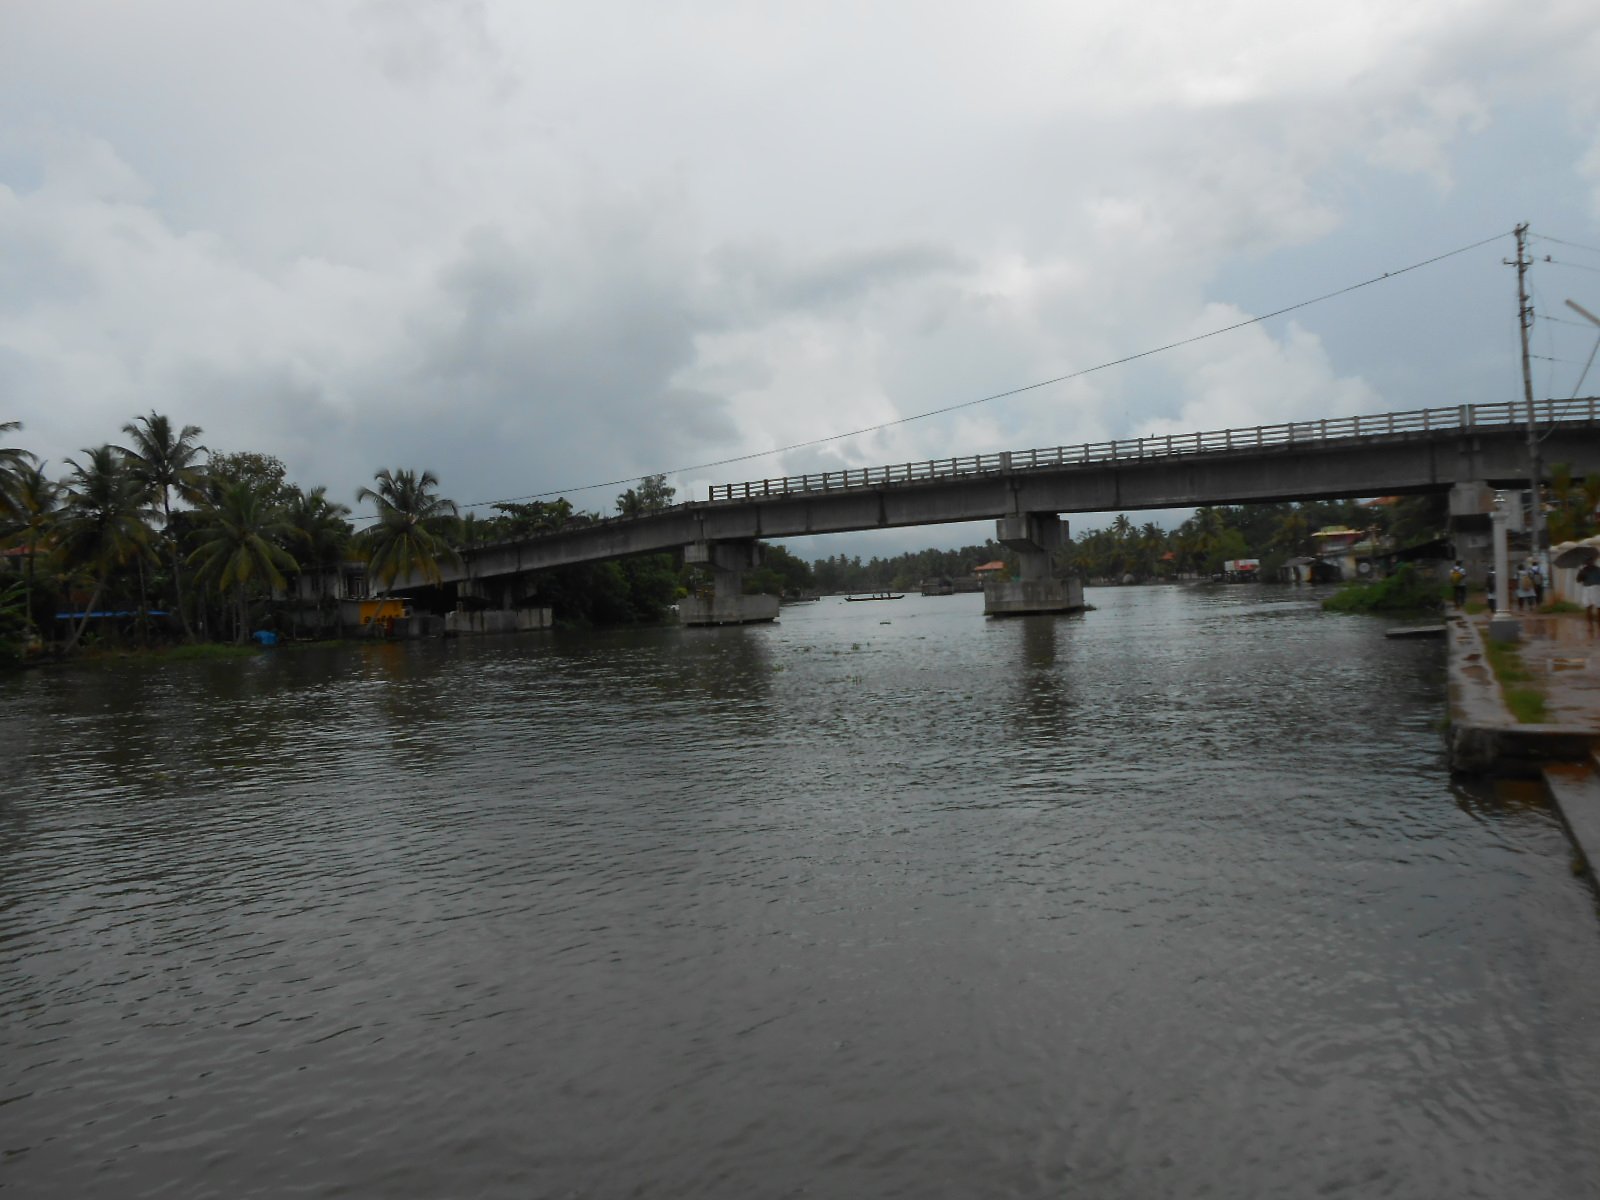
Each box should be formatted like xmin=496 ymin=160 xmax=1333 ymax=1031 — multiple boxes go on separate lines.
xmin=285 ymin=485 xmax=352 ymax=570
xmin=188 ymin=480 xmax=300 ymax=643
xmin=1138 ymin=521 xmax=1168 ymax=579
xmin=1 ymin=420 xmax=36 ymax=523
xmin=356 ymin=468 xmax=459 ymax=592
xmin=1186 ymin=506 xmax=1228 ymax=575
xmin=57 ymin=446 xmax=154 ymax=651
xmin=117 ymin=412 xmax=206 ymax=638
xmin=7 ymin=462 xmax=61 ymax=639
xmin=283 ymin=485 xmax=352 ymax=633
xmin=1271 ymin=508 xmax=1311 ymax=559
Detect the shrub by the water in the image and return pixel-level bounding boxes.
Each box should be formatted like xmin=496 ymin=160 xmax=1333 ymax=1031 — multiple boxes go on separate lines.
xmin=0 ymin=581 xmax=30 ymax=667
xmin=1321 ymin=563 xmax=1443 ymax=615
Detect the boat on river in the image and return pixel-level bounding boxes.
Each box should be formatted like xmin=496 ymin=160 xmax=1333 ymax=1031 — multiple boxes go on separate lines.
xmin=844 ymin=591 xmax=905 ymax=602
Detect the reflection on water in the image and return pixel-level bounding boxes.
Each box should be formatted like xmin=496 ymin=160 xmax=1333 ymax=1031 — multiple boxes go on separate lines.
xmin=3 ymin=585 xmax=1599 ymax=1199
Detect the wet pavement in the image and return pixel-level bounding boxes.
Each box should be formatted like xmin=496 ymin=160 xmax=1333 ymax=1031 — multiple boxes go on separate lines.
xmin=1445 ymin=600 xmax=1600 ymax=898
xmin=1457 ymin=605 xmax=1600 ymax=733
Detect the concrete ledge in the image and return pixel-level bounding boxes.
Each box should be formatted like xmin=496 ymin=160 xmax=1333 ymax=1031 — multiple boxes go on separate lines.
xmin=387 ymin=614 xmax=445 ymax=639
xmin=1448 ymin=723 xmax=1598 ymax=775
xmin=1542 ymin=762 xmax=1600 ymax=893
xmin=445 ymin=607 xmax=553 ymax=636
xmin=1446 ymin=612 xmax=1600 ymax=775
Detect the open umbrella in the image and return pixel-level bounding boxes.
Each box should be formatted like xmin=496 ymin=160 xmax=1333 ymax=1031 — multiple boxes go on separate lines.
xmin=1553 ymin=540 xmax=1600 ymax=569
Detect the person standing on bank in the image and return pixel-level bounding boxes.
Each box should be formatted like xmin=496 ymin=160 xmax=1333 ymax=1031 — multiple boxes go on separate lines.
xmin=1515 ymin=561 xmax=1536 ymax=611
xmin=1580 ymin=560 xmax=1600 ymax=632
xmin=1449 ymin=561 xmax=1468 ymax=608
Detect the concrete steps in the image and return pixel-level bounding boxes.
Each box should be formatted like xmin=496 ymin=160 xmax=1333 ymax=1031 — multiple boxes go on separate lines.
xmin=1541 ymin=755 xmax=1600 ymax=891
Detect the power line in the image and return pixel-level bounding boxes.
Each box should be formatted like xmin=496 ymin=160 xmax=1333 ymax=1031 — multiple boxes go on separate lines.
xmin=1533 ymin=233 xmax=1600 ymax=256
xmin=1545 ymin=258 xmax=1600 ymax=277
xmin=433 ymin=228 xmax=1513 ymax=516
xmin=1538 ymin=312 xmax=1596 ymax=329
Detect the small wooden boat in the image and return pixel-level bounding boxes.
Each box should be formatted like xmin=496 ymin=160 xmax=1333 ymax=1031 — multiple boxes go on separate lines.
xmin=844 ymin=591 xmax=905 ymax=602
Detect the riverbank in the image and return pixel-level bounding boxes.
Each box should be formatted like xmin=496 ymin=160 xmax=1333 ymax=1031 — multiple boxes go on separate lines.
xmin=1446 ymin=605 xmax=1600 ymax=893
xmin=6 ymin=637 xmax=373 ymax=671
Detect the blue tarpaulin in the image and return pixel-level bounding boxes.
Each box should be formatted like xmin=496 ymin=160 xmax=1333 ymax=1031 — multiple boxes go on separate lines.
xmin=55 ymin=611 xmax=170 ymax=619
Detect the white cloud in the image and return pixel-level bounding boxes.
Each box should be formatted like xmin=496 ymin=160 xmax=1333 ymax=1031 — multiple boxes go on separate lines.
xmin=1140 ymin=312 xmax=1381 ymax=439
xmin=2 ymin=0 xmax=1598 ymax=544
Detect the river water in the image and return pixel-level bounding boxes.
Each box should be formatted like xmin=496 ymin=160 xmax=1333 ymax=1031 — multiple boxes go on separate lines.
xmin=3 ymin=584 xmax=1599 ymax=1198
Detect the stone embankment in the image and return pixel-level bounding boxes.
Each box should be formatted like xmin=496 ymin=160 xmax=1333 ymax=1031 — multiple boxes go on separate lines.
xmin=1446 ymin=608 xmax=1600 ymax=891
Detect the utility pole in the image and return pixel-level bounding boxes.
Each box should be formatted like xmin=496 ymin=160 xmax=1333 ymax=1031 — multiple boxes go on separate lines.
xmin=1508 ymin=223 xmax=1546 ymax=571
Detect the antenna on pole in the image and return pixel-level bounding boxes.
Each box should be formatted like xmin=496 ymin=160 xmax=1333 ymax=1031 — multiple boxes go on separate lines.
xmin=1506 ymin=223 xmax=1546 ymax=567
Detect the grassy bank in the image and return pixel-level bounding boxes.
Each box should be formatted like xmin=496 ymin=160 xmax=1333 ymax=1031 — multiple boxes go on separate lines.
xmin=1483 ymin=636 xmax=1548 ymax=723
xmin=1321 ymin=564 xmax=1443 ymax=616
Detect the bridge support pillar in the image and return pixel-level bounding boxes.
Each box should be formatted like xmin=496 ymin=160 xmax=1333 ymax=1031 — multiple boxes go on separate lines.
xmin=1447 ymin=482 xmax=1499 ymax=588
xmin=984 ymin=513 xmax=1084 ymax=616
xmin=680 ymin=540 xmax=780 ymax=626
xmin=448 ymin=577 xmax=553 ymax=635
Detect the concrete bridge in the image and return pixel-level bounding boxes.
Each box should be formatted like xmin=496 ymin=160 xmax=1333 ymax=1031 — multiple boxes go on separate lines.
xmin=408 ymin=398 xmax=1600 ymax=625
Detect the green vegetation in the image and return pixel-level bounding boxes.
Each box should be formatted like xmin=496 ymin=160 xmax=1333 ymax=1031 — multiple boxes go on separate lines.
xmin=1321 ymin=563 xmax=1443 ymax=614
xmin=356 ymin=467 xmax=461 ymax=592
xmin=1483 ymin=637 xmax=1548 ymax=723
xmin=0 ymin=405 xmax=1470 ymax=665
xmin=745 ymin=544 xmax=818 ymax=597
xmin=1066 ymin=495 xmax=1446 ymax=583
xmin=74 ymin=642 xmax=263 ymax=664
xmin=162 ymin=643 xmax=264 ymax=661
xmin=187 ymin=480 xmax=299 ymax=643
xmin=811 ymin=540 xmax=1011 ymax=593
xmin=0 ymin=579 xmax=29 ymax=665
xmin=1545 ymin=463 xmax=1600 ymax=544
xmin=0 ymin=409 xmax=716 ymax=659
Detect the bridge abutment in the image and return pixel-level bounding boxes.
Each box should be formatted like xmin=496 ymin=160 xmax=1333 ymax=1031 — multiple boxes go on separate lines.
xmin=448 ymin=578 xmax=553 ymax=635
xmin=984 ymin=513 xmax=1085 ymax=616
xmin=680 ymin=540 xmax=780 ymax=626
xmin=1448 ymin=482 xmax=1507 ymax=588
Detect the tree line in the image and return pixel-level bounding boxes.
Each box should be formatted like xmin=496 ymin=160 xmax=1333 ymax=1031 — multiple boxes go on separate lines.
xmin=0 ymin=414 xmax=729 ymax=660
xmin=801 ymin=497 xmax=1456 ymax=591
xmin=9 ymin=410 xmax=1593 ymax=662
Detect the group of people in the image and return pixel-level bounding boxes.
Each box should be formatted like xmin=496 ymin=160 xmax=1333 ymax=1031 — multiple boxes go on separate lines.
xmin=1453 ymin=557 xmax=1545 ymax=610
xmin=1451 ymin=555 xmax=1600 ymax=629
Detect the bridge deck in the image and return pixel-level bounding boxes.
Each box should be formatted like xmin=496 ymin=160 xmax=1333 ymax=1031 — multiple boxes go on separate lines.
xmin=707 ymin=399 xmax=1599 ymax=502
xmin=400 ymin=399 xmax=1600 ymax=589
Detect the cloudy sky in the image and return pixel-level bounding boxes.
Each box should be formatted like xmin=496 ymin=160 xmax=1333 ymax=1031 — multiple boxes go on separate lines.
xmin=5 ymin=0 xmax=1600 ymax=556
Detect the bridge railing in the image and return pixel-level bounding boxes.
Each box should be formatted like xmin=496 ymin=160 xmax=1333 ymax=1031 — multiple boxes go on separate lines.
xmin=705 ymin=398 xmax=1600 ymax=502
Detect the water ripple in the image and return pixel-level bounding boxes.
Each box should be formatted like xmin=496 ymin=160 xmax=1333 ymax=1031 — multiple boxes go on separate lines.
xmin=2 ymin=588 xmax=1598 ymax=1197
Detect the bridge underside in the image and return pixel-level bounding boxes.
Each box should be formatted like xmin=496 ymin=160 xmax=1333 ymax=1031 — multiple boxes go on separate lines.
xmin=394 ymin=424 xmax=1600 ymax=592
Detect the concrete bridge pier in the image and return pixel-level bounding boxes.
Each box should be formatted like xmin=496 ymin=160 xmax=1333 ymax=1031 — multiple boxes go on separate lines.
xmin=984 ymin=513 xmax=1085 ymax=616
xmin=446 ymin=577 xmax=553 ymax=636
xmin=681 ymin=540 xmax=780 ymax=626
xmin=1448 ymin=482 xmax=1497 ymax=585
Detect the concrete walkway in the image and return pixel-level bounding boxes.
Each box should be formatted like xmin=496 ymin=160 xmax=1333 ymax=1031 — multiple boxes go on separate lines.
xmin=1445 ymin=603 xmax=1600 ymax=891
